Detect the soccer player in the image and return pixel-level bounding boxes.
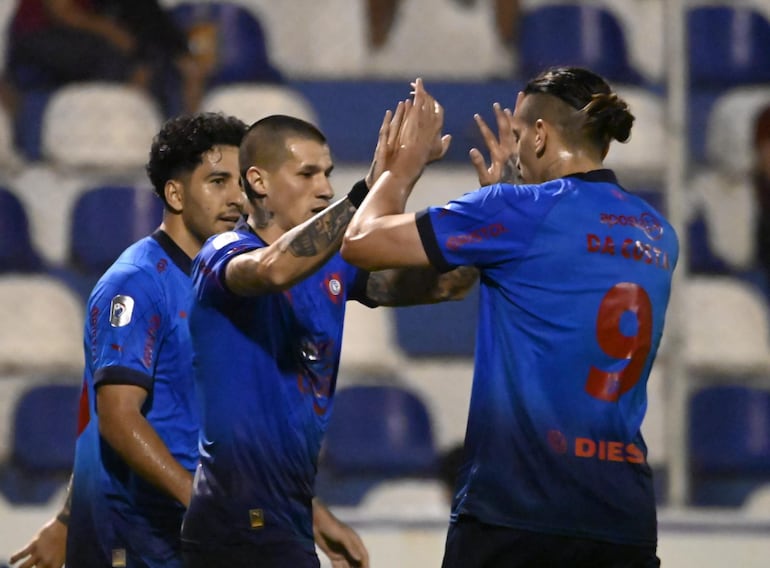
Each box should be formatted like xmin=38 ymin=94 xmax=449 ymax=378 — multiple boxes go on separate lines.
xmin=180 ymin=113 xmax=477 ymax=568
xmin=341 ymin=70 xmax=679 ymax=567
xmin=11 ymin=112 xmax=247 ymax=568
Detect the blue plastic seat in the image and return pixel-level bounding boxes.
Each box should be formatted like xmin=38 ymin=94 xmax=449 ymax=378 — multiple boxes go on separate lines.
xmin=170 ymin=1 xmax=283 ymax=87
xmin=688 ymin=6 xmax=770 ymax=88
xmin=0 ymin=383 xmax=81 ymax=504
xmin=316 ymin=385 xmax=438 ymax=505
xmin=69 ymin=185 xmax=163 ymax=275
xmin=393 ymin=284 xmax=478 ymax=358
xmin=519 ymin=4 xmax=643 ymax=84
xmin=690 ymin=386 xmax=770 ymax=507
xmin=0 ymin=187 xmax=43 ymax=273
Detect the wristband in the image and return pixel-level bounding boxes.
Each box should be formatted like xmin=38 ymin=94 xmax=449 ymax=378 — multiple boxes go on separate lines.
xmin=346 ymin=179 xmax=369 ymax=209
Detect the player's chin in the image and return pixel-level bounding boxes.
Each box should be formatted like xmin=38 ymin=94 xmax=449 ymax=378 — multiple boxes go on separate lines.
xmin=217 ymin=216 xmax=241 ymax=230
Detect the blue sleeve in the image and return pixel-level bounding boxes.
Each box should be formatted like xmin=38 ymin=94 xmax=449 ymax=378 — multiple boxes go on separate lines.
xmin=416 ymin=183 xmax=563 ymax=271
xmin=89 ymin=268 xmax=167 ymax=391
xmin=192 ymin=230 xmax=262 ymax=306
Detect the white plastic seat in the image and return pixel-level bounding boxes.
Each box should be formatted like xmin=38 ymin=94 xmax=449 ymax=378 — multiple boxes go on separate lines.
xmin=689 ymin=170 xmax=757 ymax=271
xmin=41 ymin=83 xmax=162 ymax=171
xmin=202 ymin=84 xmax=318 ymax=124
xmin=0 ymin=275 xmax=84 ymax=374
xmin=684 ymin=276 xmax=770 ymax=377
xmin=705 ymin=85 xmax=770 ymax=176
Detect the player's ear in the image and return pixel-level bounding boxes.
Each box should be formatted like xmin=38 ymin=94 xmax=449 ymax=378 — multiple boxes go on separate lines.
xmin=245 ymin=166 xmax=268 ymax=198
xmin=164 ymin=179 xmax=184 ymax=213
xmin=534 ymin=118 xmax=547 ymax=158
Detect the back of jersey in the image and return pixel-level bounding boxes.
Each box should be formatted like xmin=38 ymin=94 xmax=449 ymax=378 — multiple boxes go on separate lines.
xmin=447 ymin=171 xmax=678 ymax=546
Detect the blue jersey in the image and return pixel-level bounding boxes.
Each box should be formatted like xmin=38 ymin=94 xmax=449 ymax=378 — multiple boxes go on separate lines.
xmin=67 ymin=231 xmax=198 ymax=568
xmin=181 ymin=222 xmax=368 ymax=554
xmin=416 ymin=170 xmax=678 ymax=546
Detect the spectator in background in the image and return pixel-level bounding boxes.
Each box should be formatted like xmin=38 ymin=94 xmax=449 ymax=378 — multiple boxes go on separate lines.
xmin=2 ymin=0 xmax=209 ymax=116
xmin=753 ymin=105 xmax=770 ymax=285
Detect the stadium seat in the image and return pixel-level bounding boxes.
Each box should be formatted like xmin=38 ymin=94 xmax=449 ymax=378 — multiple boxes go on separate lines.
xmin=67 ymin=185 xmax=164 ymax=291
xmin=170 ymin=1 xmax=283 ymax=87
xmin=689 ymin=171 xmax=756 ymax=272
xmin=202 ymin=84 xmax=318 ymax=125
xmin=316 ymin=385 xmax=438 ymax=505
xmin=704 ymin=85 xmax=770 ymax=176
xmin=688 ymin=6 xmax=770 ymax=88
xmin=518 ymin=4 xmax=643 ymax=85
xmin=0 ymin=187 xmax=44 ymax=273
xmin=41 ymin=83 xmax=162 ymax=171
xmin=0 ymin=275 xmax=84 ymax=374
xmin=689 ymin=386 xmax=770 ymax=507
xmin=0 ymin=383 xmax=81 ymax=505
xmin=392 ymin=284 xmax=478 ymax=358
xmin=683 ymin=276 xmax=770 ymax=376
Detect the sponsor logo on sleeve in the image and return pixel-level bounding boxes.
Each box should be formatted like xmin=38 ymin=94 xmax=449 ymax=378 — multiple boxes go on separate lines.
xmin=109 ymin=295 xmax=134 ymax=327
xmin=212 ymin=231 xmax=240 ymax=250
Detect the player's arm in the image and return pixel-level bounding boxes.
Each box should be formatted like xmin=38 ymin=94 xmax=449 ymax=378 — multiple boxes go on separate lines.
xmin=364 ymin=265 xmax=479 ymax=306
xmin=225 ymin=188 xmax=366 ymax=296
xmin=342 ymin=79 xmax=447 ymax=270
xmin=9 ymin=475 xmax=72 ymax=568
xmin=97 ymin=383 xmax=192 ymax=506
xmin=312 ymin=498 xmax=369 ymax=568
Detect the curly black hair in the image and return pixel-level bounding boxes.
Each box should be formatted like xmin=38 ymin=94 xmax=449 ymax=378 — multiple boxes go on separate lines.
xmin=146 ymin=112 xmax=248 ymax=207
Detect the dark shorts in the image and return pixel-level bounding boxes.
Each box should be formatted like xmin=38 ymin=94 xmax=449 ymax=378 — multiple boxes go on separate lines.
xmin=181 ymin=541 xmax=320 ymax=568
xmin=442 ymin=515 xmax=660 ymax=568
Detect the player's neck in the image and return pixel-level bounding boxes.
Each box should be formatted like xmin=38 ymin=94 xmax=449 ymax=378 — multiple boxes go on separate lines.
xmin=541 ymin=151 xmax=604 ymax=183
xmin=159 ymin=219 xmax=202 ymax=261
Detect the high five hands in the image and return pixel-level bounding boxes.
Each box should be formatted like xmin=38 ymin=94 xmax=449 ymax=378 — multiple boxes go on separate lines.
xmin=368 ymin=79 xmax=519 ymax=188
xmin=470 ymin=102 xmax=520 ymax=186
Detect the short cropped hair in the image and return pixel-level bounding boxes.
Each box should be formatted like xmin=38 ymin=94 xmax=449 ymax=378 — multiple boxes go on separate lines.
xmin=523 ymin=66 xmax=634 ymax=154
xmin=239 ymin=115 xmax=327 ymax=200
xmin=146 ymin=112 xmax=248 ymax=207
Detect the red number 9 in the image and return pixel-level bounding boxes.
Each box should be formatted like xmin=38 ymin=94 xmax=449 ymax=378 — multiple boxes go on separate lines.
xmin=585 ymin=282 xmax=652 ymax=403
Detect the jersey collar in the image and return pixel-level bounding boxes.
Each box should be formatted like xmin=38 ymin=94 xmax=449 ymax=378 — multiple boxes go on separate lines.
xmin=564 ymin=169 xmax=618 ymax=184
xmin=151 ymin=230 xmax=192 ymax=276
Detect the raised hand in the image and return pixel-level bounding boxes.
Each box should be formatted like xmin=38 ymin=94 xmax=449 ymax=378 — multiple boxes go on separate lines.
xmin=388 ymin=78 xmax=450 ymax=180
xmin=469 ymin=102 xmax=519 ymax=186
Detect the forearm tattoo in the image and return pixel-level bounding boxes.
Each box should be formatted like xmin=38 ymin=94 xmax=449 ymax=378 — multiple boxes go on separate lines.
xmin=500 ymin=155 xmax=520 ymax=184
xmin=285 ymin=199 xmax=357 ymax=257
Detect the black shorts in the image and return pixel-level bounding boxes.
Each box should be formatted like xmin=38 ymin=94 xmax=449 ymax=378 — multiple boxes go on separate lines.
xmin=182 ymin=541 xmax=320 ymax=568
xmin=442 ymin=515 xmax=660 ymax=568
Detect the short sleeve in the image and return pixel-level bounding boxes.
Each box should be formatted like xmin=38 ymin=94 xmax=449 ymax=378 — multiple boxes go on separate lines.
xmin=417 ymin=183 xmax=564 ymax=270
xmin=89 ymin=268 xmax=167 ymax=390
xmin=192 ymin=230 xmax=262 ymax=306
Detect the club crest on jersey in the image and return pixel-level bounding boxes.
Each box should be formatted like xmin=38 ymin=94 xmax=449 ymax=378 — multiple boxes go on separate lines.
xmin=109 ymin=295 xmax=134 ymax=327
xmin=324 ymin=273 xmax=343 ymax=304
